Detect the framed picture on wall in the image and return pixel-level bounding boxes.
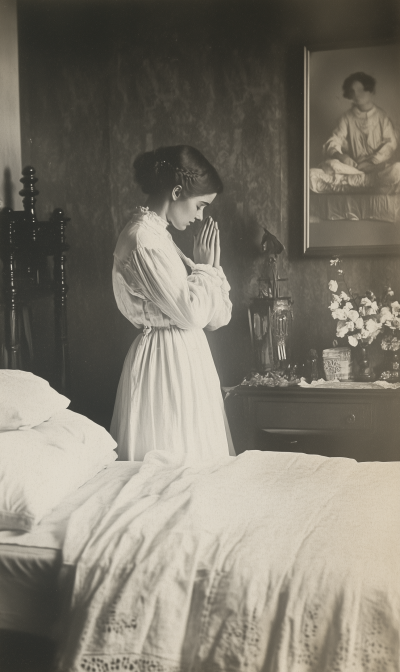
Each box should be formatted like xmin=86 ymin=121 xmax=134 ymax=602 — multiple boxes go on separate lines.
xmin=304 ymin=41 xmax=400 ymax=256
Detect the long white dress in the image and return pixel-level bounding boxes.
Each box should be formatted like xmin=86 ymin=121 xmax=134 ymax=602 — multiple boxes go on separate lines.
xmin=110 ymin=207 xmax=235 ymax=462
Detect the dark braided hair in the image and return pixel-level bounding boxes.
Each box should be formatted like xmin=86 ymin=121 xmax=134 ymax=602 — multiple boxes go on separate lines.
xmin=133 ymin=145 xmax=223 ymax=198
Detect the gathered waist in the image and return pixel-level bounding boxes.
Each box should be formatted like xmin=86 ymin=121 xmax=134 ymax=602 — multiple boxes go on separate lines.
xmin=142 ymin=324 xmax=176 ymax=336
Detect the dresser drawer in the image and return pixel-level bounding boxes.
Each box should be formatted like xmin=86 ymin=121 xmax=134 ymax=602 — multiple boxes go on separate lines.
xmin=254 ymin=401 xmax=372 ymax=431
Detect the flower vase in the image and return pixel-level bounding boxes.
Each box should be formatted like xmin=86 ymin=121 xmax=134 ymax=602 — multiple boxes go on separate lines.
xmin=380 ymin=352 xmax=400 ymax=382
xmin=356 ymin=344 xmax=375 ymax=382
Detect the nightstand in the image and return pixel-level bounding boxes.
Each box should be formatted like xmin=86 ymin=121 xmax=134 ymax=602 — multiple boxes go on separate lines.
xmin=224 ymin=386 xmax=400 ymax=461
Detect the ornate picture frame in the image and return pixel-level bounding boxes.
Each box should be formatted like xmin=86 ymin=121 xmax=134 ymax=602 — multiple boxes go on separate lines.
xmin=304 ymin=42 xmax=400 ymax=256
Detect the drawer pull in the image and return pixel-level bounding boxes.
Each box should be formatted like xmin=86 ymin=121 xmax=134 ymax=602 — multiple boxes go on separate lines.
xmin=346 ymin=414 xmax=356 ymax=425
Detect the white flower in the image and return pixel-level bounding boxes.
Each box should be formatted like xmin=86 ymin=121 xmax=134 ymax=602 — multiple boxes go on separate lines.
xmin=336 ymin=320 xmax=350 ymax=338
xmin=365 ymin=319 xmax=380 ymax=333
xmin=361 ymin=297 xmax=372 ymax=307
xmin=341 ymin=305 xmax=351 ymax=318
xmin=329 ymin=301 xmax=339 ymax=311
xmin=348 ymin=309 xmax=359 ymax=322
xmin=348 ymin=335 xmax=358 ymax=347
xmin=331 ymin=308 xmax=347 ymax=320
xmin=332 ymin=294 xmax=340 ymax=302
xmin=355 ymin=317 xmax=364 ymax=329
xmin=345 ymin=302 xmax=353 ymax=310
xmin=380 ymin=308 xmax=393 ymax=324
xmin=328 ymin=280 xmax=338 ymax=292
xmin=359 ymin=298 xmax=376 ymax=316
xmin=330 ymin=257 xmax=340 ymax=266
xmin=370 ymin=301 xmax=378 ymax=314
xmin=340 ymin=291 xmax=350 ymax=301
xmin=392 ymin=317 xmax=400 ymax=329
xmin=391 ymin=301 xmax=400 ymax=314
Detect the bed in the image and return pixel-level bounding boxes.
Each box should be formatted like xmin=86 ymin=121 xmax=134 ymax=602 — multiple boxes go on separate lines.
xmin=308 ymin=193 xmax=400 ymax=252
xmin=0 ymin=408 xmax=399 ymax=672
xmin=310 ymin=192 xmax=400 ymax=224
xmin=0 ymin=172 xmax=399 ymax=672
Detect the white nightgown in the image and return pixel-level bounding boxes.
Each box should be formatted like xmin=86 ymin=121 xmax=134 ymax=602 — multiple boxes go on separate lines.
xmin=110 ymin=207 xmax=235 ymax=463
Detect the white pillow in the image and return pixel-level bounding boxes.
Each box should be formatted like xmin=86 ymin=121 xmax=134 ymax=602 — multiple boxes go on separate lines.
xmin=33 ymin=408 xmax=118 ymax=458
xmin=0 ymin=370 xmax=70 ymax=430
xmin=0 ymin=409 xmax=117 ymax=532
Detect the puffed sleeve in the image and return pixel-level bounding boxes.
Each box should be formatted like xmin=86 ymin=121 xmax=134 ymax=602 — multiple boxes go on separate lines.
xmin=123 ymin=244 xmax=232 ymax=331
xmin=371 ymin=115 xmax=397 ymax=164
xmin=324 ymin=115 xmax=350 ymax=158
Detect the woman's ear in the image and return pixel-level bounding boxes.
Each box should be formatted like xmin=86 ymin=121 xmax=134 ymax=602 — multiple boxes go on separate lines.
xmin=172 ymin=185 xmax=183 ymax=201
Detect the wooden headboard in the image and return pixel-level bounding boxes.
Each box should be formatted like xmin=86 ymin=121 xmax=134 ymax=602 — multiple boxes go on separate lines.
xmin=0 ymin=166 xmax=70 ymax=395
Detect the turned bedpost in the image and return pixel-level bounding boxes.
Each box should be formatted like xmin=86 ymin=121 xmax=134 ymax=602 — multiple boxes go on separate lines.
xmin=19 ymin=165 xmax=39 ymax=285
xmin=19 ymin=165 xmax=38 ymax=225
xmin=51 ymin=208 xmax=71 ymax=396
xmin=1 ymin=207 xmax=20 ymax=369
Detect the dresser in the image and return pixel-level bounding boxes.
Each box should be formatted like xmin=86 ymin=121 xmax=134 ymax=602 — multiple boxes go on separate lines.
xmin=224 ymin=385 xmax=400 ymax=461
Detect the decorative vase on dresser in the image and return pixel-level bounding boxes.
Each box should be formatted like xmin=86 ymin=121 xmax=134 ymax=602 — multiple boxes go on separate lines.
xmin=356 ymin=344 xmax=375 ymax=382
xmin=380 ymin=351 xmax=400 ymax=383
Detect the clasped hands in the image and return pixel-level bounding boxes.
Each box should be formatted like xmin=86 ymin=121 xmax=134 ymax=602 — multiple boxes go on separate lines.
xmin=193 ymin=216 xmax=220 ymax=269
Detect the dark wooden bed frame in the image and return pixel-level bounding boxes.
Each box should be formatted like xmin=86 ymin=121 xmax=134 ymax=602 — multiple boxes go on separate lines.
xmin=0 ymin=166 xmax=70 ymax=395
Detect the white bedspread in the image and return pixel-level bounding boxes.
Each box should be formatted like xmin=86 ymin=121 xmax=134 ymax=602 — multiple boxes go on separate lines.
xmin=57 ymin=450 xmax=400 ymax=672
xmin=0 ymin=463 xmax=142 ymax=638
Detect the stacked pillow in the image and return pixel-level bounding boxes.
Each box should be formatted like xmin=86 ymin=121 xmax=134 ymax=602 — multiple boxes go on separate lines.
xmin=0 ymin=370 xmax=117 ymax=532
xmin=0 ymin=369 xmax=71 ymax=430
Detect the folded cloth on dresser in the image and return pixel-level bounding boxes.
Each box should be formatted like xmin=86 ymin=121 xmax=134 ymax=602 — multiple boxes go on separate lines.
xmin=56 ymin=450 xmax=400 ymax=672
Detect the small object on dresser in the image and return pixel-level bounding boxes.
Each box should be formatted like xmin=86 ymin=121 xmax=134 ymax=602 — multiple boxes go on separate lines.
xmin=241 ymin=369 xmax=300 ymax=387
xmin=248 ymin=296 xmax=293 ymax=373
xmin=307 ymin=349 xmax=320 ymax=382
xmin=356 ymin=344 xmax=375 ymax=382
xmin=380 ymin=352 xmax=400 ymax=383
xmin=322 ymin=347 xmax=353 ymax=381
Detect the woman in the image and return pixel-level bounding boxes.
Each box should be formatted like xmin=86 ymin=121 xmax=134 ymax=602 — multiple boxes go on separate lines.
xmin=110 ymin=145 xmax=235 ymax=463
xmin=310 ymin=72 xmax=400 ymax=194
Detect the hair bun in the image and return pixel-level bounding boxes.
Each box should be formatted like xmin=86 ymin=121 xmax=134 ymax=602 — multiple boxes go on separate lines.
xmin=133 ymin=145 xmax=223 ymax=197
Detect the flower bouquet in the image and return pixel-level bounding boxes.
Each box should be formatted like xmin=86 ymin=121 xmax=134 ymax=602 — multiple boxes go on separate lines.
xmin=328 ymin=258 xmax=382 ymax=381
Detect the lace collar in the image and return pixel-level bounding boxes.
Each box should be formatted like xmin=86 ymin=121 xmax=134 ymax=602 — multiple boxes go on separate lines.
xmin=137 ymin=206 xmax=169 ymax=230
xmin=136 ymin=206 xmax=194 ymax=271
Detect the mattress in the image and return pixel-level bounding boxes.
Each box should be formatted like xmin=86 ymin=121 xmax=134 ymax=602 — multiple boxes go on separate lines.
xmin=0 ymin=462 xmax=142 ymax=638
xmin=310 ymin=192 xmax=400 ymax=223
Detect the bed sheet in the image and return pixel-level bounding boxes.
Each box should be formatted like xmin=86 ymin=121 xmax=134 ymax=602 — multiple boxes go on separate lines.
xmin=57 ymin=450 xmax=400 ymax=672
xmin=0 ymin=462 xmax=141 ymax=638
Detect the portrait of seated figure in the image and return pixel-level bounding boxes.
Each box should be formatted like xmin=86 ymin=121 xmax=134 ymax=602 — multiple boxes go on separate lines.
xmin=310 ymin=71 xmax=400 ymax=195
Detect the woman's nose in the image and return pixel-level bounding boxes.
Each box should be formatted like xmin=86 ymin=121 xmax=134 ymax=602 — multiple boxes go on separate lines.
xmin=195 ymin=211 xmax=203 ymax=221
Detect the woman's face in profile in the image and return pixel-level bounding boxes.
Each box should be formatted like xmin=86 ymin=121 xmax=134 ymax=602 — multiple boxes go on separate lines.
xmin=349 ymin=81 xmax=374 ymax=111
xmin=167 ymin=192 xmax=217 ymax=231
